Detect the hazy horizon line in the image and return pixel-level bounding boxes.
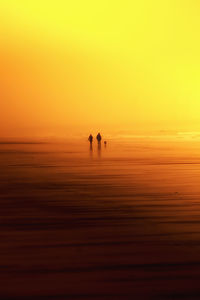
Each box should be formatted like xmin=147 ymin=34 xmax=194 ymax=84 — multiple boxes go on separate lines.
xmin=1 ymin=130 xmax=200 ymax=142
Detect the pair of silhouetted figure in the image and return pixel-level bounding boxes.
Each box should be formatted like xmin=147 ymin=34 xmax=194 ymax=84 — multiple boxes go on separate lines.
xmin=88 ymin=133 xmax=102 ymax=144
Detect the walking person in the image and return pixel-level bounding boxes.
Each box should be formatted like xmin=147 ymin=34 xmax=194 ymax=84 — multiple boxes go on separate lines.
xmin=96 ymin=133 xmax=102 ymax=144
xmin=88 ymin=134 xmax=93 ymax=144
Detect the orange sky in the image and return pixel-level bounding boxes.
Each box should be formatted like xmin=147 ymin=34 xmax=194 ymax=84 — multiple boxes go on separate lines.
xmin=1 ymin=0 xmax=200 ymax=137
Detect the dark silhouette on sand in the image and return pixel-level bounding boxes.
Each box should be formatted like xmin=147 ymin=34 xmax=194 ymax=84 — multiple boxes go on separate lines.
xmin=96 ymin=133 xmax=102 ymax=144
xmin=104 ymin=141 xmax=107 ymax=147
xmin=88 ymin=134 xmax=93 ymax=144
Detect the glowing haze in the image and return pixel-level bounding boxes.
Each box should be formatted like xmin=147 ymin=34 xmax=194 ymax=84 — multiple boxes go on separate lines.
xmin=1 ymin=0 xmax=200 ymax=137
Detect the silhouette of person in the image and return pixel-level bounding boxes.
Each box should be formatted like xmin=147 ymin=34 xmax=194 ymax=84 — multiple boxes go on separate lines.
xmin=104 ymin=141 xmax=107 ymax=147
xmin=88 ymin=134 xmax=93 ymax=144
xmin=96 ymin=133 xmax=102 ymax=144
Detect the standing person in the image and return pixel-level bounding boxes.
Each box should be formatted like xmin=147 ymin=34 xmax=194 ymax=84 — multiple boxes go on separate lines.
xmin=88 ymin=134 xmax=93 ymax=144
xmin=96 ymin=133 xmax=102 ymax=143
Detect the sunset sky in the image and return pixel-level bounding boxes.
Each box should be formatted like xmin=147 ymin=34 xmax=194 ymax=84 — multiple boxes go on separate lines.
xmin=1 ymin=0 xmax=200 ymax=137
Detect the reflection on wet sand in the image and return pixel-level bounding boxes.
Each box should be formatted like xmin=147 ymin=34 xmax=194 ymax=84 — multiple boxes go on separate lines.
xmin=1 ymin=139 xmax=200 ymax=299
xmin=89 ymin=143 xmax=93 ymax=158
xmin=97 ymin=142 xmax=101 ymax=158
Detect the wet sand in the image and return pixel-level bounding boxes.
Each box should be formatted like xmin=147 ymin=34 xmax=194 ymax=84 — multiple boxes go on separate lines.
xmin=1 ymin=138 xmax=200 ymax=299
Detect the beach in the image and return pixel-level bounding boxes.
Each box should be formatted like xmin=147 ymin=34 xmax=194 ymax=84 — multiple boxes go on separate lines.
xmin=1 ymin=138 xmax=200 ymax=299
